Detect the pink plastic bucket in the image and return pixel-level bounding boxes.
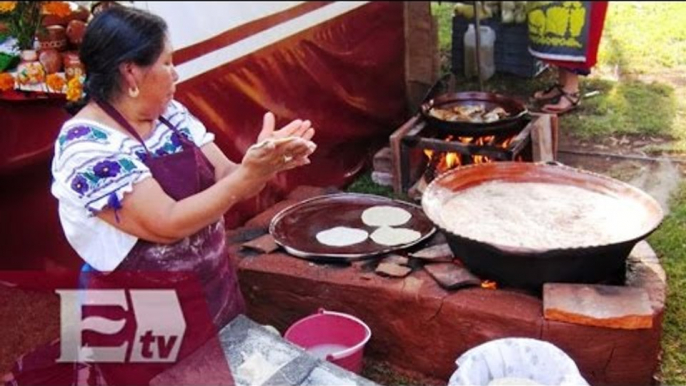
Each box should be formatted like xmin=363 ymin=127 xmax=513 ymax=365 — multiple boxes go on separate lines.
xmin=284 ymin=308 xmax=372 ymax=374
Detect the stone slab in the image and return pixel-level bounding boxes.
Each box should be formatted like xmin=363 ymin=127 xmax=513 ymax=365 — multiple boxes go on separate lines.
xmin=543 ymin=284 xmax=653 ymax=330
xmin=373 ymin=146 xmax=393 ymax=174
xmin=381 ymin=254 xmax=410 ymax=266
xmin=376 ymin=262 xmax=413 ymax=278
xmin=241 ymin=233 xmax=280 ymax=254
xmin=408 ymin=243 xmax=454 ymax=262
xmin=423 ymin=262 xmax=481 ymax=290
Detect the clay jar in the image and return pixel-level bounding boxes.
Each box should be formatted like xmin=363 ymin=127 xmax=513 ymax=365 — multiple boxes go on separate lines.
xmin=37 ymin=25 xmax=68 ymax=52
xmin=39 ymin=49 xmax=63 ymax=74
xmin=62 ymin=51 xmax=85 ymax=80
xmin=66 ymin=20 xmax=87 ymax=47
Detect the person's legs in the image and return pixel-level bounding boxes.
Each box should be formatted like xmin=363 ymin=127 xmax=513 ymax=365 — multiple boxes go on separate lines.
xmin=532 ymin=66 xmax=565 ymax=101
xmin=541 ymin=67 xmax=581 ymax=113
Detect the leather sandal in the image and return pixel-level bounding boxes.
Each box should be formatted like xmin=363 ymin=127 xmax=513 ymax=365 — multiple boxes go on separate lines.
xmin=531 ymin=83 xmax=564 ymax=102
xmin=540 ymin=90 xmax=581 ymax=115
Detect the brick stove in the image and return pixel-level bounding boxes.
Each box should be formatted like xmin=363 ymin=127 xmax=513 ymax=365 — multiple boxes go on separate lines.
xmin=228 ymin=186 xmax=666 ymax=386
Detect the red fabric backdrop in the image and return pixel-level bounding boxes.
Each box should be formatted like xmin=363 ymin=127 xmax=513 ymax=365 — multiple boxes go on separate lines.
xmin=0 ymin=2 xmax=407 ymax=270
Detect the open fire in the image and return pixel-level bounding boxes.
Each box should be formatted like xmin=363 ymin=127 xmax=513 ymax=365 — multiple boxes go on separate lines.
xmin=388 ymin=114 xmax=541 ymax=197
xmin=422 ymin=132 xmax=521 ymax=183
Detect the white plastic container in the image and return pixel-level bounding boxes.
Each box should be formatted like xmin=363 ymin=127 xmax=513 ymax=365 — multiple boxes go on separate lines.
xmin=463 ymin=24 xmax=496 ymax=80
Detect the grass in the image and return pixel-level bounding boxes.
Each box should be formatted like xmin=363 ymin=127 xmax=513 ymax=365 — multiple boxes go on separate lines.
xmin=363 ymin=360 xmax=443 ymax=386
xmin=648 ymin=182 xmax=686 ymax=385
xmin=598 ymin=3 xmax=686 ymax=74
xmin=346 ymin=172 xmax=396 ymax=198
xmin=561 ymin=79 xmax=678 ymax=139
xmin=431 ymin=2 xmax=454 ymax=75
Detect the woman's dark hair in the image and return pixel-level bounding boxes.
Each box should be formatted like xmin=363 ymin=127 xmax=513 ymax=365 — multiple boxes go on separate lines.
xmin=79 ymin=6 xmax=168 ymax=104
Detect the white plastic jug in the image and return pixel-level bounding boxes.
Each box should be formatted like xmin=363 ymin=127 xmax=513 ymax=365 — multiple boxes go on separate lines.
xmin=463 ymin=24 xmax=496 ymax=80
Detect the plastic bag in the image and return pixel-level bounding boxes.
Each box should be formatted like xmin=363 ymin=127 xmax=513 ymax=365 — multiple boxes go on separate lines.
xmin=448 ymin=338 xmax=589 ymax=386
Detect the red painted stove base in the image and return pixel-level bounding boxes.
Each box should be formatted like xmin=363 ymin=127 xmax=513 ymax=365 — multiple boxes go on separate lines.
xmin=229 ymin=188 xmax=665 ymax=386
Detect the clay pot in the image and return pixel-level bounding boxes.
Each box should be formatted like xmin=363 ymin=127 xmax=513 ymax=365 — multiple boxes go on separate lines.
xmin=66 ymin=20 xmax=87 ymax=47
xmin=62 ymin=51 xmax=85 ymax=80
xmin=37 ymin=25 xmax=68 ymax=52
xmin=39 ymin=49 xmax=63 ymax=74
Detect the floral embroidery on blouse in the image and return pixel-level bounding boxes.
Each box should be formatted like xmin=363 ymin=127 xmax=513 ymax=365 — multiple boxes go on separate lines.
xmin=135 ymin=127 xmax=193 ymax=160
xmin=69 ymin=157 xmax=140 ymax=195
xmin=152 ymin=128 xmax=192 ymax=157
xmin=58 ymin=126 xmax=109 ymax=152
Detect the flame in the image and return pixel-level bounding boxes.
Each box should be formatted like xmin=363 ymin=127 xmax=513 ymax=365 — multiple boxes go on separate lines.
xmin=422 ymin=132 xmax=518 ymax=176
xmin=445 ymin=153 xmax=460 ymax=169
xmin=481 ymin=280 xmax=497 ymax=290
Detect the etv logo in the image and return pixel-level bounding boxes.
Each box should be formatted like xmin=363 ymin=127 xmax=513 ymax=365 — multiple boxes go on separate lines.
xmin=56 ymin=289 xmax=186 ymax=363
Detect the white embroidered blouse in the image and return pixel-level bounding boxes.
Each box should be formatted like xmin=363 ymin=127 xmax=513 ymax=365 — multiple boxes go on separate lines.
xmin=51 ymin=100 xmax=215 ymax=272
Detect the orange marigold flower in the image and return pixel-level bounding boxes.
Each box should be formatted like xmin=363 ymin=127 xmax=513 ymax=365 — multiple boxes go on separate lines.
xmin=0 ymin=72 xmax=15 ymax=91
xmin=66 ymin=76 xmax=83 ymax=101
xmin=46 ymin=73 xmax=66 ymax=92
xmin=42 ymin=1 xmax=71 ymax=18
xmin=0 ymin=1 xmax=17 ymax=13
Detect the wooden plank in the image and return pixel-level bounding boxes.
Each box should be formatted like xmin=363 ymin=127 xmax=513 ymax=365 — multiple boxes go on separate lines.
xmin=390 ymin=114 xmax=421 ymax=194
xmin=530 ymin=113 xmax=556 ymax=162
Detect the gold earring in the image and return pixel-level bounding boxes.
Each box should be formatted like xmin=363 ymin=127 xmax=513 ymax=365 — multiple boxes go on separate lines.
xmin=128 ymin=86 xmax=140 ymax=98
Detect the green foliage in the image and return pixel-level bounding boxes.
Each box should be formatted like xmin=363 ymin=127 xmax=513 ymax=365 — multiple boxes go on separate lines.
xmin=562 ymin=79 xmax=678 ymax=138
xmin=648 ymin=182 xmax=686 ymax=385
xmin=363 ymin=360 xmax=441 ymax=386
xmin=431 ymin=2 xmax=455 ymax=75
xmin=0 ymin=1 xmax=43 ymax=50
xmin=431 ymin=2 xmax=453 ymax=54
xmin=598 ymin=2 xmax=686 ymax=74
xmin=345 ymin=172 xmax=396 ymax=199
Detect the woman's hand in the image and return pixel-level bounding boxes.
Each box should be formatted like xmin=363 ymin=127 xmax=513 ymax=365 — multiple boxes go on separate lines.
xmin=241 ymin=136 xmax=316 ymax=179
xmin=257 ymin=112 xmax=315 ymax=143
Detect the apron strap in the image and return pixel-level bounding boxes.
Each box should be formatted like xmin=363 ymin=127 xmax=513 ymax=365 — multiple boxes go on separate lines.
xmin=95 ymin=99 xmax=191 ymax=154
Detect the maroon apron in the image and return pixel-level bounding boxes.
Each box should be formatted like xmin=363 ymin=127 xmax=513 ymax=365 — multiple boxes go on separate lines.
xmin=85 ymin=100 xmax=245 ymax=385
xmin=95 ymin=99 xmax=245 ymax=326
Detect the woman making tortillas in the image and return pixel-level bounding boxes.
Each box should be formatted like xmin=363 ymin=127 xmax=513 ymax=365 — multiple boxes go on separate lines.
xmin=528 ymin=1 xmax=608 ymax=114
xmin=48 ymin=5 xmax=316 ymax=385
